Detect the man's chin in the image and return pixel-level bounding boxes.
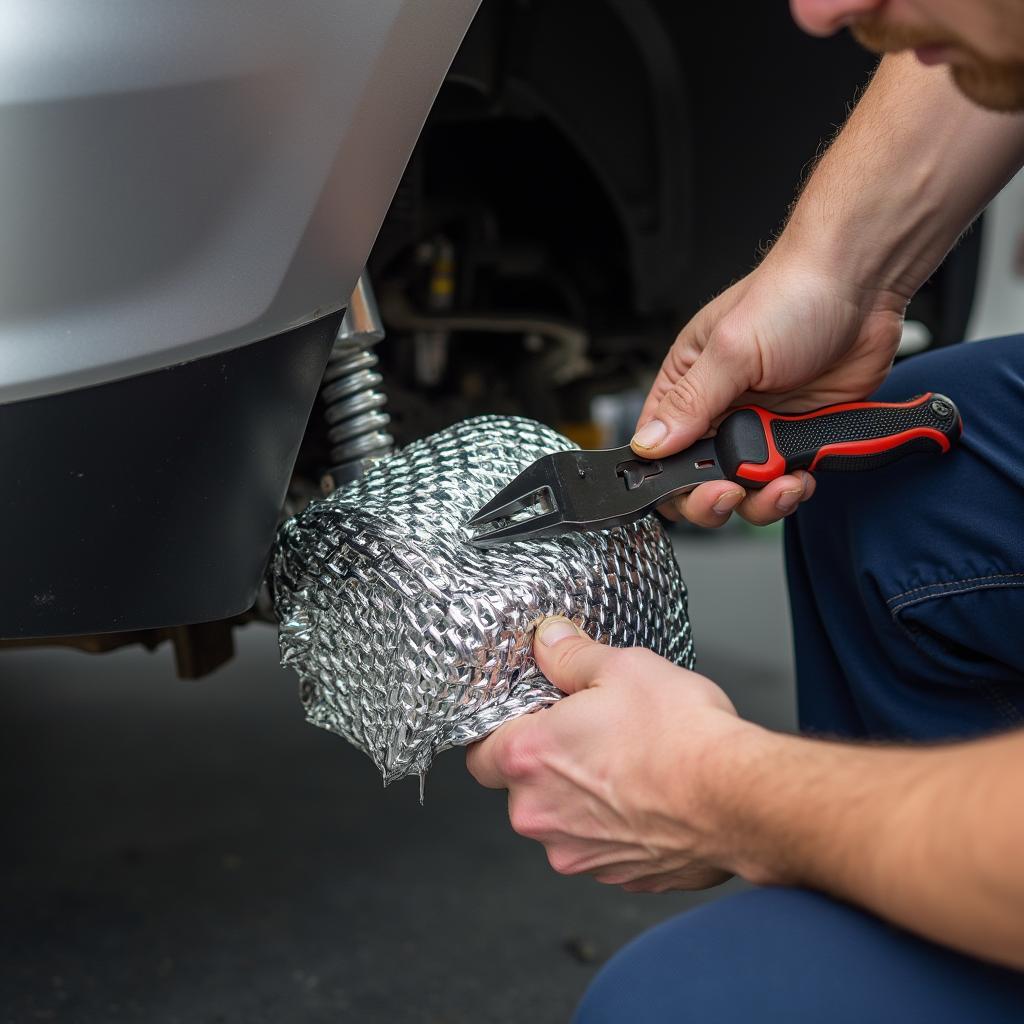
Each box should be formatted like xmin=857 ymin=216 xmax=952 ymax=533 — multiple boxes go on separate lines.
xmin=950 ymin=61 xmax=1024 ymax=112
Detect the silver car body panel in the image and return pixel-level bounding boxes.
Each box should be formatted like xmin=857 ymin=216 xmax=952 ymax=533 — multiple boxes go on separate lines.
xmin=0 ymin=0 xmax=480 ymax=404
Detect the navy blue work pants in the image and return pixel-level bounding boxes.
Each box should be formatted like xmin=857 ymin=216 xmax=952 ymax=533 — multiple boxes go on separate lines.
xmin=575 ymin=336 xmax=1024 ymax=1022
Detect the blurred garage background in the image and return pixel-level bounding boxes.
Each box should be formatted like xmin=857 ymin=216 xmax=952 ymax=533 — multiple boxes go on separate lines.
xmin=4 ymin=1 xmax=1024 ymax=1021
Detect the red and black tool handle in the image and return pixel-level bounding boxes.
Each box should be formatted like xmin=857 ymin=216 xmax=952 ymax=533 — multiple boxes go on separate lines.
xmin=713 ymin=393 xmax=962 ymax=488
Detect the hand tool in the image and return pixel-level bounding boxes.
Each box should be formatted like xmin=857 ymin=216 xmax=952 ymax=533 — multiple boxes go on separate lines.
xmin=467 ymin=393 xmax=962 ymax=546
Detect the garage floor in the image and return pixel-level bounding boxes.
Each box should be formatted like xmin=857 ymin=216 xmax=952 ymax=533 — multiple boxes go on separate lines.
xmin=1 ymin=528 xmax=794 ymax=1024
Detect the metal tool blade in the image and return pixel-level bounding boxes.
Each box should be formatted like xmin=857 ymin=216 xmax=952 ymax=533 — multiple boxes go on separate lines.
xmin=467 ymin=437 xmax=724 ymax=545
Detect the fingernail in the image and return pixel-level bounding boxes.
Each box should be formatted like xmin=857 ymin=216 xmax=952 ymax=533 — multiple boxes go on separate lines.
xmin=536 ymin=617 xmax=580 ymax=647
xmin=776 ymin=489 xmax=802 ymax=514
xmin=632 ymin=419 xmax=667 ymax=450
xmin=712 ymin=490 xmax=744 ymax=516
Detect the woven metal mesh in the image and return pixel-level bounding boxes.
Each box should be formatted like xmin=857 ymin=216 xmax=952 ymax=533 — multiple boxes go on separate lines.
xmin=273 ymin=416 xmax=694 ymax=787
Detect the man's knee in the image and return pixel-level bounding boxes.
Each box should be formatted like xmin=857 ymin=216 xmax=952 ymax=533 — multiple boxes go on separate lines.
xmin=575 ymin=889 xmax=848 ymax=1024
xmin=785 ymin=337 xmax=1024 ymax=739
xmin=574 ymin=887 xmax=1024 ymax=1024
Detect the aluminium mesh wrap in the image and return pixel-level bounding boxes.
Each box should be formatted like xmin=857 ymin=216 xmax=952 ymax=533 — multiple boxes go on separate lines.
xmin=272 ymin=416 xmax=694 ymax=789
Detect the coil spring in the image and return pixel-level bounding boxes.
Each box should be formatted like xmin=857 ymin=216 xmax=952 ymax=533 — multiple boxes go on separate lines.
xmin=321 ymin=276 xmax=393 ymax=484
xmin=322 ymin=336 xmax=393 ymax=466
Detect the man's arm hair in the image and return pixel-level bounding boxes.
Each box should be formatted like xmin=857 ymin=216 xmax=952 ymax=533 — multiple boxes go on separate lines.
xmin=700 ymin=726 xmax=1024 ymax=970
xmin=776 ymin=52 xmax=1024 ymax=303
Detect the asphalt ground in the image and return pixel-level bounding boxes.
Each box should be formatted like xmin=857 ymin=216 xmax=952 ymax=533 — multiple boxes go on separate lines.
xmin=1 ymin=527 xmax=793 ymax=1024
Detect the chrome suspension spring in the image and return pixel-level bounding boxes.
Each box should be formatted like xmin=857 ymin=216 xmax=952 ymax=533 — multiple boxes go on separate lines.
xmin=320 ymin=274 xmax=394 ymax=491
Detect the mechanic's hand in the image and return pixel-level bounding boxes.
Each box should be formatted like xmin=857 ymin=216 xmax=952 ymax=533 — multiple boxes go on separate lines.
xmin=466 ymin=617 xmax=750 ymax=893
xmin=632 ymin=245 xmax=906 ymax=527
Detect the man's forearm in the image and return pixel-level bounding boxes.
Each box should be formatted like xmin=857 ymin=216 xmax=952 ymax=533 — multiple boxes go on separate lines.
xmin=700 ymin=722 xmax=1024 ymax=969
xmin=781 ymin=52 xmax=1024 ymax=301
xmin=697 ymin=56 xmax=1024 ymax=961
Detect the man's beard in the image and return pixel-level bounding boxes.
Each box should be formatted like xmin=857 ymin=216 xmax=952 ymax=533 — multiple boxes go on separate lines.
xmin=852 ymin=16 xmax=1024 ymax=112
xmin=949 ymin=61 xmax=1024 ymax=112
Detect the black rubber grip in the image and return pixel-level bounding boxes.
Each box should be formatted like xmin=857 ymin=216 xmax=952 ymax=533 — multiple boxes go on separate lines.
xmin=812 ymin=436 xmax=942 ymax=473
xmin=714 ymin=408 xmax=769 ymax=481
xmin=770 ymin=394 xmax=961 ymax=473
xmin=713 ymin=393 xmax=962 ymax=488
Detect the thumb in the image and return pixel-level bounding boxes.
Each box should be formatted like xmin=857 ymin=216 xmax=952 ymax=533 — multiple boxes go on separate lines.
xmin=532 ymin=617 xmax=613 ymax=695
xmin=632 ymin=338 xmax=749 ymax=457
